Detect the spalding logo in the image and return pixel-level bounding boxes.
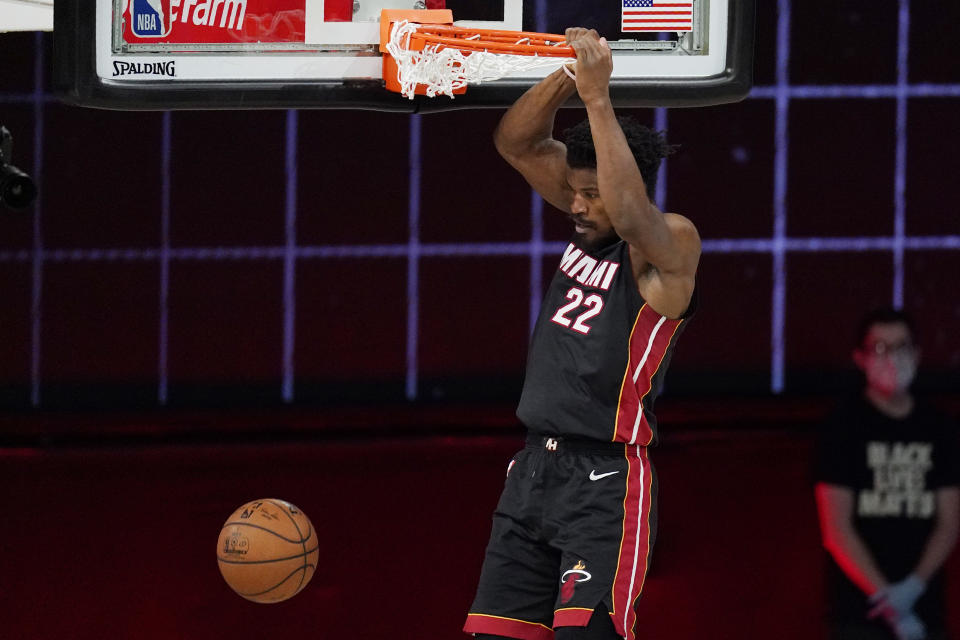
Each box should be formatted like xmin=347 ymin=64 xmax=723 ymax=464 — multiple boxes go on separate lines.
xmin=112 ymin=61 xmax=177 ymax=77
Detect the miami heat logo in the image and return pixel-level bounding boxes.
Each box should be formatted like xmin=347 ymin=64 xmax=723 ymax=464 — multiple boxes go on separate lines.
xmin=559 ymin=560 xmax=592 ymax=604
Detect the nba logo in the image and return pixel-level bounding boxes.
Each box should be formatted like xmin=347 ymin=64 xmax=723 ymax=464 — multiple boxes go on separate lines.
xmin=129 ymin=0 xmax=172 ymax=37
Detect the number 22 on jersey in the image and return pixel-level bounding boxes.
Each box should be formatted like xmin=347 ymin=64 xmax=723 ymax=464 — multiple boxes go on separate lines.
xmin=551 ymin=287 xmax=604 ymax=334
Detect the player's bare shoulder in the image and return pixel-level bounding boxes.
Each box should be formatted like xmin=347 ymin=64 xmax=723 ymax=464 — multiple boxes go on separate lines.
xmin=632 ymin=211 xmax=700 ymax=319
xmin=663 ymin=212 xmax=702 ymax=266
xmin=630 ymin=211 xmax=701 ymax=275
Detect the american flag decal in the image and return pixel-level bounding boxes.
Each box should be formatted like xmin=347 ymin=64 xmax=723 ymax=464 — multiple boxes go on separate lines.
xmin=621 ymin=0 xmax=694 ymax=33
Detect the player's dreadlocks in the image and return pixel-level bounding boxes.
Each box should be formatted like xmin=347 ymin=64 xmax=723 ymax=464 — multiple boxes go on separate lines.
xmin=563 ymin=116 xmax=676 ymax=197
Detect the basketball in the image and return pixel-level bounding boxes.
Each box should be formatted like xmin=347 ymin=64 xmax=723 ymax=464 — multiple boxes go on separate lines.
xmin=216 ymin=499 xmax=319 ymax=603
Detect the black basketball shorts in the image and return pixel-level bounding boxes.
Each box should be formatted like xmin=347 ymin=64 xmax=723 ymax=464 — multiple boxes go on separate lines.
xmin=464 ymin=434 xmax=658 ymax=640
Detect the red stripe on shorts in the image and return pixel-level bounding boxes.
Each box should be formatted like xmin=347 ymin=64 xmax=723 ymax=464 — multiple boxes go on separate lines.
xmin=609 ymin=447 xmax=654 ymax=640
xmin=463 ymin=613 xmax=553 ymax=640
xmin=553 ymin=606 xmax=594 ymax=627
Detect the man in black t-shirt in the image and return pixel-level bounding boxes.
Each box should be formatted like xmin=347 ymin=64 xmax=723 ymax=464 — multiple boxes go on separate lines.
xmin=815 ymin=308 xmax=960 ymax=640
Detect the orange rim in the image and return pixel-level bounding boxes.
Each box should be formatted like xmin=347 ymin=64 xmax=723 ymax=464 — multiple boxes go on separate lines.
xmin=402 ymin=25 xmax=574 ymax=57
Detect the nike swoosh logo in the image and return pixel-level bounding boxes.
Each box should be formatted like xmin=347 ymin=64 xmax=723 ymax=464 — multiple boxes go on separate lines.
xmin=589 ymin=470 xmax=620 ymax=481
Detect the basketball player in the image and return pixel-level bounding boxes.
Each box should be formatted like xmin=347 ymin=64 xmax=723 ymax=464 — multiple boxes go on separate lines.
xmin=463 ymin=29 xmax=700 ymax=640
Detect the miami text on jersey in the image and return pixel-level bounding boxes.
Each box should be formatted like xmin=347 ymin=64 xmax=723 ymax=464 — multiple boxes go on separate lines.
xmin=558 ymin=243 xmax=620 ymax=291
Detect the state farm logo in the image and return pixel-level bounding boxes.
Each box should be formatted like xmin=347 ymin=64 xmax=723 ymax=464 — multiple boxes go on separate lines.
xmin=126 ymin=0 xmax=247 ymax=38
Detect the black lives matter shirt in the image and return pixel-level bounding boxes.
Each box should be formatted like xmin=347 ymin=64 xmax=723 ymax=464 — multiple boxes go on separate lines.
xmin=815 ymin=396 xmax=960 ymax=625
xmin=517 ymin=238 xmax=693 ymax=445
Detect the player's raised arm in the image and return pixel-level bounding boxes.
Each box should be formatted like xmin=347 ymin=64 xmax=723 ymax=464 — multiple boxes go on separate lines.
xmin=492 ymin=34 xmax=583 ymax=212
xmin=570 ymin=31 xmax=700 ymax=282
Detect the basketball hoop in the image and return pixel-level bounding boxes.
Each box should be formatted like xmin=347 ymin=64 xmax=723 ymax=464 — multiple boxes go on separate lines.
xmin=380 ymin=10 xmax=576 ymax=100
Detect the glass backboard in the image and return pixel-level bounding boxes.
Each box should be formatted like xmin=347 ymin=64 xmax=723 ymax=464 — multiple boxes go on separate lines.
xmin=54 ymin=0 xmax=755 ymax=111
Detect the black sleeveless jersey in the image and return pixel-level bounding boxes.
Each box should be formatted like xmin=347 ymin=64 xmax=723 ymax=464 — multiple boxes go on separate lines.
xmin=516 ymin=238 xmax=694 ymax=446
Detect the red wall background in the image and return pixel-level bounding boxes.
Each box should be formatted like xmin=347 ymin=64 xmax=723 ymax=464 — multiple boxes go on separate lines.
xmin=2 ymin=411 xmax=959 ymax=639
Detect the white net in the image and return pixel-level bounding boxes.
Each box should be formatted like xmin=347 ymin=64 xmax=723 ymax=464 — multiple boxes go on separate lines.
xmin=385 ymin=20 xmax=576 ymax=99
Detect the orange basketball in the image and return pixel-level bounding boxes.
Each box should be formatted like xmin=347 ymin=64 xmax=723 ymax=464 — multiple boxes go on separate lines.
xmin=216 ymin=499 xmax=318 ymax=603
